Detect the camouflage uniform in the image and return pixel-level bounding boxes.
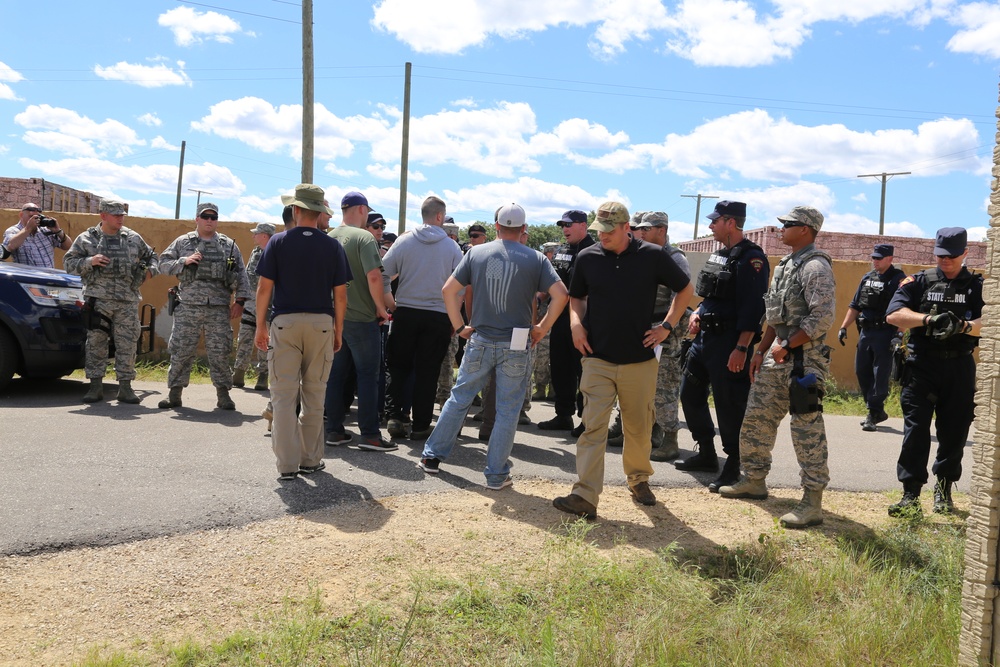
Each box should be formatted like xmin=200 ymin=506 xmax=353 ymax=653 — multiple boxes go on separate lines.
xmin=532 ymin=296 xmax=551 ymax=389
xmin=65 ymin=224 xmax=157 ymax=381
xmin=159 ymin=231 xmax=252 ymax=388
xmin=233 ymin=245 xmax=267 ymax=375
xmin=436 ymin=334 xmax=459 ymax=405
xmin=651 ymin=243 xmax=691 ymax=435
xmin=740 ymin=243 xmax=835 ymax=490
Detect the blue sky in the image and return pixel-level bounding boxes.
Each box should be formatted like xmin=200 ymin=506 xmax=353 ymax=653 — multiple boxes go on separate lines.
xmin=1 ymin=1 xmax=998 ymax=241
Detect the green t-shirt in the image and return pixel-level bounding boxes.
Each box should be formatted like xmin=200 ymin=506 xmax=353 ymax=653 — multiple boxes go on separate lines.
xmin=329 ymin=225 xmax=383 ymax=322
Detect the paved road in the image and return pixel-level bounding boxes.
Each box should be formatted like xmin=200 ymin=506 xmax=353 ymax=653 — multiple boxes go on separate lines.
xmin=0 ymin=377 xmax=955 ymax=556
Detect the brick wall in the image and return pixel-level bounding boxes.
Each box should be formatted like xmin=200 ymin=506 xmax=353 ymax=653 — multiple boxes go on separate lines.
xmin=0 ymin=177 xmax=102 ymax=214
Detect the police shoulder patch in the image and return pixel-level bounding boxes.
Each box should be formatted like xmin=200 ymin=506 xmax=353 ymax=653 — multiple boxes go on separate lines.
xmin=749 ymin=258 xmax=764 ymax=272
xmin=899 ymin=275 xmax=916 ymax=287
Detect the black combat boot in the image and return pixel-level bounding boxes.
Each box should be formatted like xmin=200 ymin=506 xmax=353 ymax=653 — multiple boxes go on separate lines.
xmin=888 ymin=483 xmax=922 ymax=518
xmin=932 ymin=477 xmax=954 ymax=514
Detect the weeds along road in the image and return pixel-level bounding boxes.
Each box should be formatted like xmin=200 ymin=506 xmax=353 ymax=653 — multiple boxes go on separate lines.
xmin=0 ymin=377 xmax=944 ymax=556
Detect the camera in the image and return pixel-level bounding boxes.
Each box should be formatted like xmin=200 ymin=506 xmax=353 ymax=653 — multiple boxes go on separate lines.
xmin=37 ymin=215 xmax=57 ymax=228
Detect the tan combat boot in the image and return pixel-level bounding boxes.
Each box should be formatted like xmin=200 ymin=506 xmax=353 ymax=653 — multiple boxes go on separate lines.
xmin=216 ymin=386 xmax=236 ymax=410
xmin=116 ymin=380 xmax=140 ymax=404
xmin=232 ymin=368 xmax=246 ymax=388
xmin=718 ymin=475 xmax=769 ymax=500
xmin=158 ymin=386 xmax=183 ymax=409
xmin=82 ymin=378 xmax=104 ymax=403
xmin=780 ymin=488 xmax=824 ymax=529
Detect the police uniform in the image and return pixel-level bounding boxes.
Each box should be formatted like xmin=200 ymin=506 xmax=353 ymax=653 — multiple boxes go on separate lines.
xmin=843 ymin=245 xmax=905 ymax=428
xmin=63 ymin=199 xmax=157 ymax=403
xmin=678 ymin=233 xmax=769 ymax=480
xmin=719 ymin=206 xmax=834 ymax=529
xmin=158 ymin=207 xmax=252 ymax=408
xmin=886 ymin=227 xmax=982 ymax=515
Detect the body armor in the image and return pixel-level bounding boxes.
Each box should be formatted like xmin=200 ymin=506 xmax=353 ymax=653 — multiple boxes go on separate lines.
xmin=696 ymin=241 xmax=762 ymax=300
xmin=764 ymin=247 xmax=832 ymax=329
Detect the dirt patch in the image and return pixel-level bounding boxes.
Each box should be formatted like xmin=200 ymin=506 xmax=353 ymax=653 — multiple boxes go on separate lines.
xmin=0 ymin=480 xmax=939 ymax=666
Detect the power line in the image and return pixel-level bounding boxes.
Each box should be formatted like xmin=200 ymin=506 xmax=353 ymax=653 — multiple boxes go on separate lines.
xmin=174 ymin=0 xmax=300 ymax=24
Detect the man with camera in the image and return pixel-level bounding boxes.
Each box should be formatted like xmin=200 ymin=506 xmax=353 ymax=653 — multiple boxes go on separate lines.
xmin=3 ymin=202 xmax=72 ymax=267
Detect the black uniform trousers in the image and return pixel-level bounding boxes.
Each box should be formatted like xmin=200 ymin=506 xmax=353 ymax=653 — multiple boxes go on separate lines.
xmin=385 ymin=306 xmax=453 ymax=432
xmin=855 ymin=326 xmax=895 ymax=414
xmin=679 ymin=328 xmax=752 ymax=458
xmin=549 ymin=311 xmax=583 ymax=418
xmin=897 ymin=352 xmax=976 ymax=487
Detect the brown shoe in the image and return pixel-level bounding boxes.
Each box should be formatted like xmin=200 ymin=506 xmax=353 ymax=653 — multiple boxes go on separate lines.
xmin=629 ymin=481 xmax=656 ymax=506
xmin=553 ymin=494 xmax=597 ymax=520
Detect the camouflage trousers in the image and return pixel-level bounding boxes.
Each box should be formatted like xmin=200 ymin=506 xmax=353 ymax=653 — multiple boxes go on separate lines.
xmin=652 ymin=310 xmax=689 ymax=432
xmin=85 ymin=298 xmax=141 ymax=381
xmin=436 ymin=334 xmax=460 ymax=404
xmin=233 ymin=305 xmax=266 ymax=374
xmin=532 ymin=330 xmax=551 ymax=387
xmin=739 ymin=345 xmax=831 ymax=490
xmin=167 ymin=303 xmax=234 ymax=388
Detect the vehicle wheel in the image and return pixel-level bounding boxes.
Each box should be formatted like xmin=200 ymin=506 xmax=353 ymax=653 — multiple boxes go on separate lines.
xmin=0 ymin=327 xmax=18 ymax=393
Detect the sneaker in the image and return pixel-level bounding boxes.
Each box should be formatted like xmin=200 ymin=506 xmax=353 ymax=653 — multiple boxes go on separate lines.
xmin=325 ymin=432 xmax=353 ymax=446
xmin=358 ymin=436 xmax=398 ymax=452
xmin=629 ymin=481 xmax=657 ymax=506
xmin=485 ymin=477 xmax=513 ymax=490
xmin=552 ymin=494 xmax=597 ymax=520
xmin=417 ymin=457 xmax=440 ymax=474
xmin=387 ymin=418 xmax=409 ymax=438
xmin=278 ymin=471 xmax=298 ymax=481
xmin=409 ymin=426 xmax=433 ymax=440
xmin=538 ymin=415 xmax=574 ymax=431
xmin=299 ymin=461 xmax=326 ymax=474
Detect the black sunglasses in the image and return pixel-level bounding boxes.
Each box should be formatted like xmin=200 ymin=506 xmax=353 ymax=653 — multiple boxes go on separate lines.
xmin=469 ymin=232 xmax=484 ymax=238
xmin=199 ymin=213 xmax=219 ymax=220
xmin=368 ymin=223 xmax=385 ymax=230
xmin=23 ymin=207 xmax=41 ymax=213
xmin=782 ymin=222 xmax=806 ymax=229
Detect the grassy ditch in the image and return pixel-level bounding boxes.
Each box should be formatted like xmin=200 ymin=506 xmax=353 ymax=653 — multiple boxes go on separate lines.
xmin=78 ymin=515 xmax=963 ymax=667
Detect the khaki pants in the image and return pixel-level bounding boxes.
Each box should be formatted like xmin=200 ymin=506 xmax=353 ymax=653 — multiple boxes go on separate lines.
xmin=268 ymin=313 xmax=335 ymax=474
xmin=571 ymin=356 xmax=657 ymax=507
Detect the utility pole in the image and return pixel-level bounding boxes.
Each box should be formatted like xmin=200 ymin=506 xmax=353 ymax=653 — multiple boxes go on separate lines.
xmin=174 ymin=140 xmax=186 ymax=219
xmin=397 ymin=62 xmax=412 ymax=234
xmin=188 ymin=189 xmax=212 ymax=210
xmin=301 ymin=0 xmax=314 ymax=183
xmin=682 ymin=193 xmax=718 ymax=239
xmin=857 ymin=171 xmax=910 ymax=235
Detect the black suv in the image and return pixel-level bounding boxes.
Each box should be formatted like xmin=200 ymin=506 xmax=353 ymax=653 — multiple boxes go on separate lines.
xmin=0 ymin=261 xmax=86 ymax=392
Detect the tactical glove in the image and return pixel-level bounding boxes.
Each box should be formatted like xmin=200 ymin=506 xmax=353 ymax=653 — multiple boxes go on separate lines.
xmin=837 ymin=327 xmax=848 ymax=346
xmin=926 ymin=311 xmax=963 ymax=340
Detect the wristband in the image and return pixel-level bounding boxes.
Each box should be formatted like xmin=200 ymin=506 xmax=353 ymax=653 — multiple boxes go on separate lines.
xmin=456 ymin=325 xmax=467 ymax=335
xmin=735 ymin=344 xmax=748 ymax=353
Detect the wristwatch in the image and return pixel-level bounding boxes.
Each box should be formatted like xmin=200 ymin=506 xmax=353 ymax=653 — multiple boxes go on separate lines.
xmin=780 ymin=339 xmax=791 ymax=350
xmin=456 ymin=325 xmax=468 ymax=335
xmin=660 ymin=321 xmax=673 ymax=332
xmin=735 ymin=344 xmax=748 ymax=353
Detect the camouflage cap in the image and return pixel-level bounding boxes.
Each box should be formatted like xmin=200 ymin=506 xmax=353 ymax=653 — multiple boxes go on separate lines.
xmin=638 ymin=211 xmax=668 ymax=229
xmin=250 ymin=222 xmax=276 ymax=235
xmin=197 ymin=202 xmax=219 ymax=216
xmin=630 ymin=210 xmax=646 ymax=226
xmin=442 ymin=222 xmax=459 ymax=236
xmin=777 ymin=205 xmax=824 ymax=231
xmin=589 ymin=201 xmax=630 ymax=233
xmin=99 ymin=199 xmax=127 ymax=215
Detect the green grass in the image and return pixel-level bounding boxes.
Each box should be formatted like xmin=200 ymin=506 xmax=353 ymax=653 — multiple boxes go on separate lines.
xmin=69 ymin=360 xmax=264 ymax=385
xmin=75 ymin=517 xmax=964 ymax=667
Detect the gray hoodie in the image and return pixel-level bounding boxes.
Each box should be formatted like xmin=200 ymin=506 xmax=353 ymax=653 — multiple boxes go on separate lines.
xmin=381 ymin=225 xmax=463 ymax=313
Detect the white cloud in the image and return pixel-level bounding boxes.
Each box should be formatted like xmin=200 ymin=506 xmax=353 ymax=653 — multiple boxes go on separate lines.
xmin=451 ymin=98 xmax=478 ymax=108
xmin=151 ymin=136 xmax=181 ymax=151
xmin=323 ymin=164 xmax=360 ymax=178
xmin=18 ymin=156 xmax=245 ymax=198
xmin=371 ymin=0 xmax=667 ymax=57
xmin=0 ymin=145 xmax=7 ymax=155
xmin=0 ymin=63 xmax=23 ymax=100
xmin=138 ymin=113 xmax=163 ymax=127
xmin=158 ymin=6 xmax=248 ymax=47
xmin=0 ymin=84 xmax=20 ymax=101
xmin=366 ymin=163 xmax=426 ymax=182
xmin=946 ymin=2 xmax=1000 ymax=58
xmin=852 ymin=192 xmax=868 ymax=203
xmin=15 ymin=105 xmax=145 ymax=158
xmin=967 ymin=226 xmax=989 ymax=242
xmin=441 ymin=176 xmax=626 ymax=224
xmin=94 ymin=61 xmax=192 ymax=88
xmin=126 ymin=199 xmax=175 ymax=219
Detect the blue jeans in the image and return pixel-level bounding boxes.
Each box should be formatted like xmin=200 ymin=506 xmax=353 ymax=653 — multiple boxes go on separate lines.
xmin=325 ymin=319 xmax=382 ymax=438
xmin=422 ymin=335 xmax=531 ymax=486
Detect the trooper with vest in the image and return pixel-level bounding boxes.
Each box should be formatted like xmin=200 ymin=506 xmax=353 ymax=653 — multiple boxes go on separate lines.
xmin=538 ymin=209 xmax=595 ymax=434
xmin=719 ymin=206 xmax=835 ymax=530
xmin=64 ymin=199 xmax=157 ymax=404
xmin=885 ymin=227 xmax=982 ymax=516
xmin=157 ymin=203 xmax=253 ymax=410
xmin=837 ymin=244 xmax=905 ymax=431
xmin=675 ymin=201 xmax=770 ymax=491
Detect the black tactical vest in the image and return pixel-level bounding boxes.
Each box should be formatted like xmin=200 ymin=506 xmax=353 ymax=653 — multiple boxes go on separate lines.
xmin=695 ymin=240 xmax=762 ymax=299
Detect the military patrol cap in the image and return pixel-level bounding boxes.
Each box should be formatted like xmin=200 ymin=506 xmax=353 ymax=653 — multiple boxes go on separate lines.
xmin=707 ymin=200 xmax=746 ymax=220
xmin=589 ymin=201 xmax=630 ymax=233
xmin=282 ymin=183 xmax=335 ymax=215
xmin=468 ymin=223 xmax=487 ymax=234
xmin=497 ymin=203 xmax=527 ymax=227
xmin=934 ymin=227 xmax=967 ymax=257
xmin=777 ymin=205 xmax=824 ymax=231
xmin=557 ymin=210 xmax=588 ymax=227
xmin=99 ymin=199 xmax=127 ymax=215
xmin=340 ymin=191 xmax=369 ymax=210
xmin=540 ymin=242 xmax=559 ymax=252
xmin=443 ymin=222 xmax=459 ymax=236
xmin=630 ymin=210 xmax=646 ymax=227
xmin=197 ymin=202 xmax=219 ymax=217
xmin=250 ymin=222 xmax=276 ymax=236
xmin=637 ymin=211 xmax=669 ymax=229
xmin=871 ymin=243 xmax=893 ymax=259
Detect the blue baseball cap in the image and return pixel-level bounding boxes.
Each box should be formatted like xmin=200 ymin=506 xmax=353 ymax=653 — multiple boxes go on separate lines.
xmin=340 ymin=191 xmax=369 ymax=209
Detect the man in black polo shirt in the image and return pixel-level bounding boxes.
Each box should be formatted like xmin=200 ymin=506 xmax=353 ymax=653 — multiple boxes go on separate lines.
xmin=552 ymin=201 xmax=693 ymax=519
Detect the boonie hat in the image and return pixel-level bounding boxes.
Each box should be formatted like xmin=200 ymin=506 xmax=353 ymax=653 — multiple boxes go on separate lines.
xmin=777 ymin=205 xmax=824 ymax=232
xmin=934 ymin=227 xmax=967 ymax=257
xmin=871 ymin=243 xmax=893 ymax=259
xmin=282 ymin=183 xmax=335 ymax=215
xmin=496 ymin=203 xmax=526 ymax=227
xmin=250 ymin=222 xmax=276 ymax=235
xmin=589 ymin=201 xmax=630 ymax=233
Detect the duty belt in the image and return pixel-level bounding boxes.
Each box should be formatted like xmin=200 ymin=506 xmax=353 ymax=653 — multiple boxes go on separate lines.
xmin=699 ymin=313 xmax=735 ymax=333
xmin=857 ymin=317 xmax=890 ymax=330
xmin=917 ymin=348 xmax=973 ymax=359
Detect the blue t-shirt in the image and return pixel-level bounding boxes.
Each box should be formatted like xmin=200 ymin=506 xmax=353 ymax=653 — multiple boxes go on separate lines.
xmin=453 ymin=239 xmax=560 ymax=342
xmin=255 ymin=227 xmax=351 ymax=317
